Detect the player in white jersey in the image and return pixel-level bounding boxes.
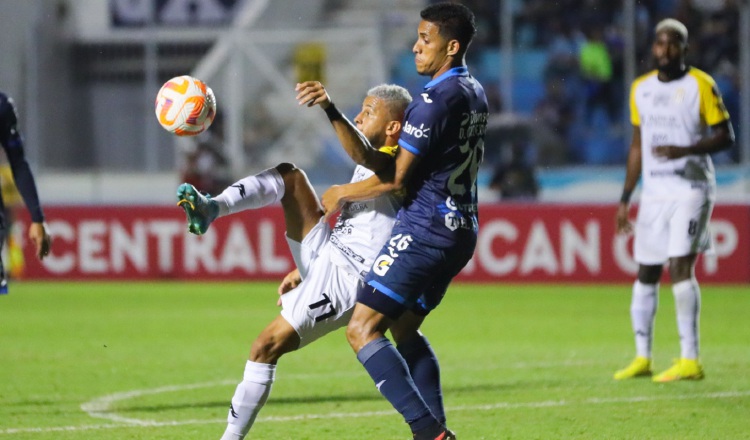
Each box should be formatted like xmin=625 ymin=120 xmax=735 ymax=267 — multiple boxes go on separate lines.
xmin=614 ymin=18 xmax=734 ymax=382
xmin=176 ymin=84 xmax=412 ymax=439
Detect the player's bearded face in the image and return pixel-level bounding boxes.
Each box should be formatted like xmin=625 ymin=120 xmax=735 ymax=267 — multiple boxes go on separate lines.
xmin=354 ymin=96 xmax=388 ymax=147
xmin=652 ymin=31 xmax=686 ymax=73
xmin=413 ymin=20 xmax=450 ymax=76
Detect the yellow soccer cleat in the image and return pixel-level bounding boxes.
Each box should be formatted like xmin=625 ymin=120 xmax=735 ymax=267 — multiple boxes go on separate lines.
xmin=613 ymin=356 xmax=652 ymax=380
xmin=653 ymin=358 xmax=704 ymax=383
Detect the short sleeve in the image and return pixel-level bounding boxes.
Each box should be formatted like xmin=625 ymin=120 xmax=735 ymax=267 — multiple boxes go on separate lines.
xmin=397 ymin=94 xmax=447 ymax=156
xmin=629 ymin=81 xmax=640 ymax=126
xmin=699 ymin=76 xmax=731 ymax=126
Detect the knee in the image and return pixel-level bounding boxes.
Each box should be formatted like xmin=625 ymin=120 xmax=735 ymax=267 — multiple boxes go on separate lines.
xmin=637 ymin=265 xmax=662 ymax=284
xmin=346 ymin=319 xmax=372 ymax=352
xmin=275 ymin=163 xmax=305 ymax=191
xmin=669 ymin=255 xmax=697 ymax=283
xmin=250 ymin=334 xmax=286 ymax=364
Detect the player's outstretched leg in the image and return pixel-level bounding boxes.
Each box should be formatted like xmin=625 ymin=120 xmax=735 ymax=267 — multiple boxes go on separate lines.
xmin=179 ymin=165 xmax=321 ymax=243
xmin=176 ymin=183 xmax=219 ymax=235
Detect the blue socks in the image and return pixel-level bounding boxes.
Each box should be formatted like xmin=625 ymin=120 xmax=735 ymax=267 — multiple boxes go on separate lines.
xmin=357 ymin=337 xmax=440 ymax=433
xmin=397 ymin=334 xmax=445 ymax=424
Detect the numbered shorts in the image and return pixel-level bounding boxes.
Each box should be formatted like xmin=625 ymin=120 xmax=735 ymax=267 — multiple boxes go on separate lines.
xmin=281 ymin=219 xmax=358 ymax=348
xmin=634 ymin=197 xmax=713 ymax=265
xmin=361 ymin=233 xmax=476 ymax=319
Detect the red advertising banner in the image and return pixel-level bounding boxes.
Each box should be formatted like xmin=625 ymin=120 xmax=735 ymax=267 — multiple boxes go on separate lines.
xmin=14 ymin=204 xmax=750 ymax=283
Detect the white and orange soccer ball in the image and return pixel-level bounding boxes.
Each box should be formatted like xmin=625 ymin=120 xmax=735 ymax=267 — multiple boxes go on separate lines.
xmin=154 ymin=75 xmax=216 ymax=136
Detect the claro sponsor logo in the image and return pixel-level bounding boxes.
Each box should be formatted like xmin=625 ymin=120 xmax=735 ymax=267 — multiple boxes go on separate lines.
xmin=403 ymin=121 xmax=430 ymax=139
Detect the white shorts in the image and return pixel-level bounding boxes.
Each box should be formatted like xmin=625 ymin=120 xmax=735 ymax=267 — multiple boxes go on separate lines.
xmin=634 ymin=197 xmax=713 ymax=265
xmin=281 ymin=219 xmax=358 ymax=348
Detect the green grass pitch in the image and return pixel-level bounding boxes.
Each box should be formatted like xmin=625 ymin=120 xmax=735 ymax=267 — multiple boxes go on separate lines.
xmin=1 ymin=281 xmax=749 ymax=439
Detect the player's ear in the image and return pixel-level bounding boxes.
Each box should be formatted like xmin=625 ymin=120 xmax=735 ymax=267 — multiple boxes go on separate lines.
xmin=386 ymin=120 xmax=401 ymax=136
xmin=446 ymin=39 xmax=460 ymax=57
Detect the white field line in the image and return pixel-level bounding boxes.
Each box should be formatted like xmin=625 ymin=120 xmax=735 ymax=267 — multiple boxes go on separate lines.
xmin=0 ymin=389 xmax=748 ymax=435
xmin=79 ymin=360 xmax=603 ymax=423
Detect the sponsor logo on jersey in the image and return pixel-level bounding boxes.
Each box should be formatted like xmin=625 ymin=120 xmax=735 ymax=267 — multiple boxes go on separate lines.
xmin=420 ymin=93 xmax=433 ymax=103
xmin=643 ymin=115 xmax=681 ymax=129
xmin=403 ymin=121 xmax=430 ymax=139
xmin=372 ymin=254 xmax=394 ymax=276
xmin=330 ymin=234 xmax=365 ymax=263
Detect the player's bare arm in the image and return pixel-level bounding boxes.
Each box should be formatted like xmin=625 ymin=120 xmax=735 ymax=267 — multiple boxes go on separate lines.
xmin=321 ymin=146 xmax=417 ymax=217
xmin=320 ymin=171 xmax=395 ymax=218
xmin=295 ymin=81 xmax=394 ymax=172
xmin=652 ymin=120 xmax=735 ymax=159
xmin=617 ymin=126 xmax=643 ymax=235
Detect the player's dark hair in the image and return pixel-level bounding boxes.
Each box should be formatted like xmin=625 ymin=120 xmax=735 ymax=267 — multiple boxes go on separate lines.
xmin=420 ymin=2 xmax=477 ymax=53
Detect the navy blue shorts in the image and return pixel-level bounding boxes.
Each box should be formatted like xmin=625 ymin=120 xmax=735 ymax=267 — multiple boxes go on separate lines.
xmin=358 ymin=233 xmax=476 ymax=320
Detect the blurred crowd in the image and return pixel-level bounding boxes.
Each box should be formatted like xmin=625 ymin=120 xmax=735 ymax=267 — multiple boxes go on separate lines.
xmin=173 ymin=0 xmax=743 ymax=200
xmin=439 ymin=0 xmax=743 ymax=200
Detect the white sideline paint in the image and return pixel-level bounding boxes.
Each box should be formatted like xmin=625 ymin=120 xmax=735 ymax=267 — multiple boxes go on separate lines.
xmin=0 ymin=388 xmax=748 ymax=435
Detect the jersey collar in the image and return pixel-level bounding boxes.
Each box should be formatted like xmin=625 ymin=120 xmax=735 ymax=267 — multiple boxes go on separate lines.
xmin=424 ymin=66 xmax=469 ymax=89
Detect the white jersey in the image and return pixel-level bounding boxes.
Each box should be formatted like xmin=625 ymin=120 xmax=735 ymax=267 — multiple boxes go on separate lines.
xmin=630 ymin=68 xmax=730 ymax=201
xmin=328 ymin=164 xmax=401 ymax=279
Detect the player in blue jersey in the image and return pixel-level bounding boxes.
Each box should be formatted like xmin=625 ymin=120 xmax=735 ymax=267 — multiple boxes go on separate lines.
xmin=296 ymin=3 xmax=488 ymax=438
xmin=0 ymin=92 xmax=51 ymax=293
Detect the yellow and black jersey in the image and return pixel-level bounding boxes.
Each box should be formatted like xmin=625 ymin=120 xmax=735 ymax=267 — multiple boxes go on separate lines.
xmin=630 ymin=68 xmax=730 ymax=200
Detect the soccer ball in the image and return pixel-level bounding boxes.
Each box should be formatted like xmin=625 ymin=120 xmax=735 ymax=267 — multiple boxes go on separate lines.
xmin=154 ymin=75 xmax=216 ymax=136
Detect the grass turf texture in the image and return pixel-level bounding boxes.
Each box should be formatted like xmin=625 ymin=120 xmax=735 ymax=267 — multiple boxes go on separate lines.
xmin=1 ymin=282 xmax=748 ymax=439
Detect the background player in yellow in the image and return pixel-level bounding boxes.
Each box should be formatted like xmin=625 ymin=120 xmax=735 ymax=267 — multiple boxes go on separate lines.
xmin=614 ymin=19 xmax=734 ymax=382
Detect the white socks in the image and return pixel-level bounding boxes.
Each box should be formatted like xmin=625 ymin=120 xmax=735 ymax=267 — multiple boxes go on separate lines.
xmin=213 ymin=168 xmax=285 ymax=217
xmin=672 ymin=279 xmax=701 ymax=360
xmin=630 ymin=279 xmax=701 ymax=360
xmin=630 ymin=281 xmax=658 ymax=358
xmin=220 ymin=361 xmax=277 ymax=440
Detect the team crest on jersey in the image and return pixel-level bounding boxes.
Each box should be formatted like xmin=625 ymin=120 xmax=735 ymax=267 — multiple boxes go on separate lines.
xmin=673 ymin=88 xmax=685 ymax=104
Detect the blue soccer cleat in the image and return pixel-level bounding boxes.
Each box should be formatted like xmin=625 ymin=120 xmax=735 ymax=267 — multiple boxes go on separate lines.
xmin=176 ymin=183 xmax=219 ymax=235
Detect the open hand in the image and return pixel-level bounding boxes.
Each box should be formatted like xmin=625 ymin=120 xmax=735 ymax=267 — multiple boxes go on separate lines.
xmin=321 ymin=185 xmax=345 ymax=221
xmin=295 ymin=81 xmax=332 ymax=108
xmin=615 ymin=203 xmax=633 ymax=235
